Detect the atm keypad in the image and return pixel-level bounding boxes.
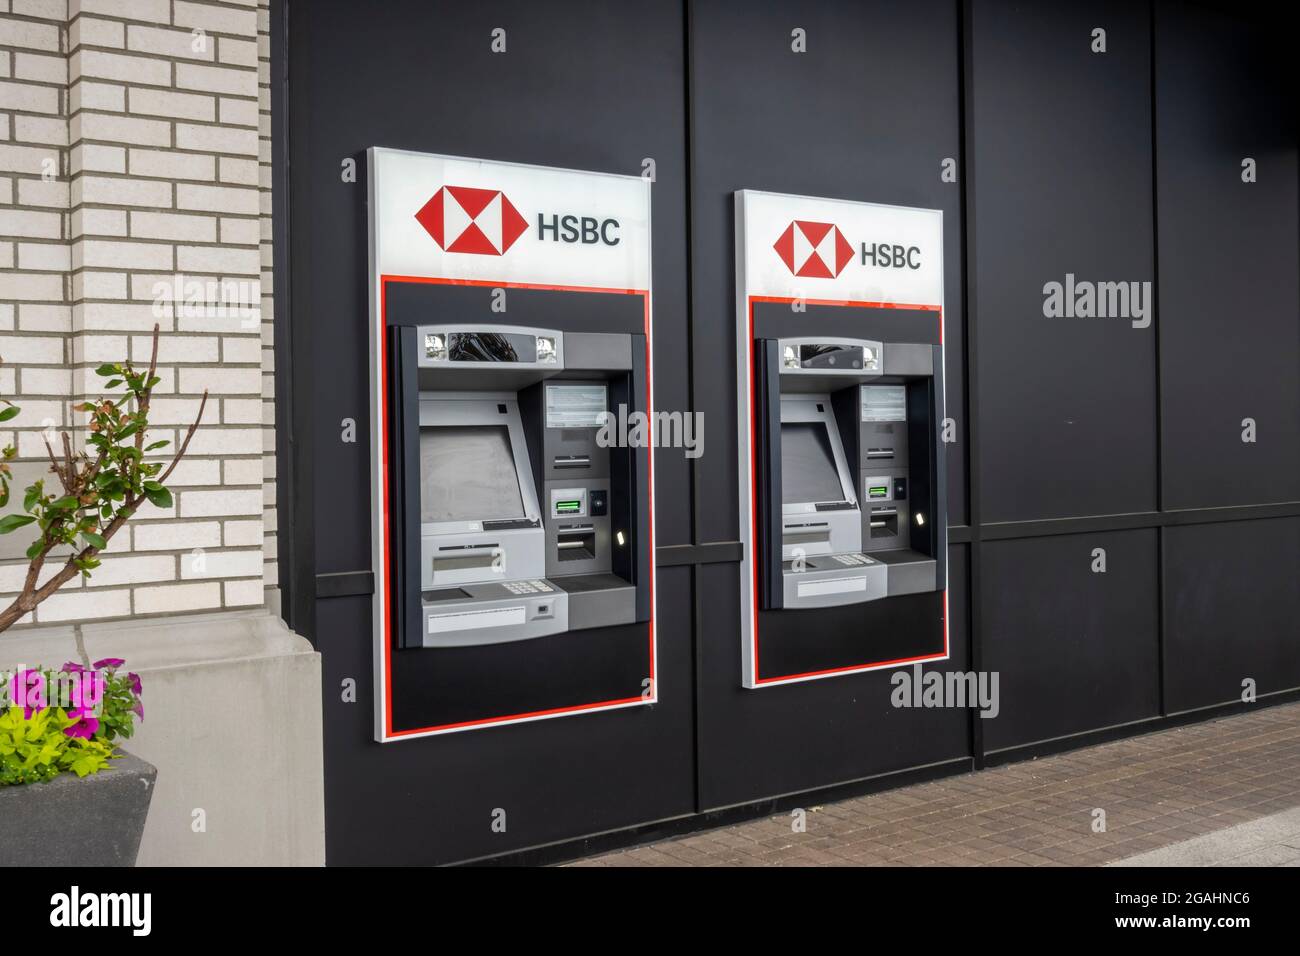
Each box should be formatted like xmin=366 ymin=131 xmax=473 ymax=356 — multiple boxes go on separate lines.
xmin=502 ymin=579 xmax=553 ymax=595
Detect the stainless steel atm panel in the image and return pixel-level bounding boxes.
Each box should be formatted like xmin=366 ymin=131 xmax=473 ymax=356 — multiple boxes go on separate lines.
xmin=755 ymin=336 xmax=944 ymax=612
xmin=386 ymin=324 xmax=648 ymax=649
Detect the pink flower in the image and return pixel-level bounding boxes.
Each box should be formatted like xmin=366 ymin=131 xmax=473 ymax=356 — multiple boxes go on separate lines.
xmin=126 ymin=672 xmax=142 ymax=696
xmin=70 ymin=671 xmax=104 ymax=711
xmin=63 ymin=707 xmax=100 ymax=739
xmin=93 ymin=658 xmax=125 ymax=671
xmin=7 ymin=669 xmax=46 ymax=718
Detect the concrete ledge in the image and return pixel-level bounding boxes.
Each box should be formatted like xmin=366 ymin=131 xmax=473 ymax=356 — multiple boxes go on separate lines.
xmin=0 ymin=609 xmax=324 ymax=866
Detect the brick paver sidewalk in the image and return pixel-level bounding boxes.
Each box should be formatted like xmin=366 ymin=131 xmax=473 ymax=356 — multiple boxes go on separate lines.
xmin=572 ymin=701 xmax=1300 ymax=866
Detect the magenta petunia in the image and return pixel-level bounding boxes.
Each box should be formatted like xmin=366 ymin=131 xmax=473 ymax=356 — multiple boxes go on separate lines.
xmin=7 ymin=669 xmax=46 ymax=718
xmin=63 ymin=706 xmax=100 ymax=739
xmin=126 ymin=672 xmax=142 ymax=696
xmin=70 ymin=671 xmax=105 ymax=711
xmin=93 ymin=658 xmax=125 ymax=670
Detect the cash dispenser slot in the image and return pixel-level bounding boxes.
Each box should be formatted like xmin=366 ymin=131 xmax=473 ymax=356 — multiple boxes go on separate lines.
xmin=556 ymin=525 xmax=597 ymax=561
xmin=386 ymin=324 xmax=651 ymax=650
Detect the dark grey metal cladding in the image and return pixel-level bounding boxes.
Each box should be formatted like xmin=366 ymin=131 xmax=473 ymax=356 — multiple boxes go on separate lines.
xmin=860 ymin=407 xmax=912 ymax=553
xmin=564 ymin=332 xmax=634 ymax=372
xmin=880 ymin=343 xmax=934 ymax=376
xmin=875 ymin=550 xmax=939 ymax=597
xmin=555 ymin=574 xmax=638 ymax=631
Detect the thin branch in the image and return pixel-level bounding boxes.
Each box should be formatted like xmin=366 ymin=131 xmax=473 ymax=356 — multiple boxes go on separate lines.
xmin=157 ymin=389 xmax=208 ymax=485
xmin=43 ymin=432 xmax=68 ymax=491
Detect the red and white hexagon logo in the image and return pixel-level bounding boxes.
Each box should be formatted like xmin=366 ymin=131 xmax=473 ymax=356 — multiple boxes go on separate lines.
xmin=415 ymin=185 xmax=529 ymax=256
xmin=773 ymin=220 xmax=854 ymax=278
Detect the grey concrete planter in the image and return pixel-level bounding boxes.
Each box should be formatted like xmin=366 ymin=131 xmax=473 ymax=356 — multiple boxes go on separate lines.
xmin=0 ymin=752 xmax=157 ymax=866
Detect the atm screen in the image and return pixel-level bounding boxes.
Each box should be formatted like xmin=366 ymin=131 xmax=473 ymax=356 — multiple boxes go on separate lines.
xmin=420 ymin=425 xmax=525 ymax=522
xmin=781 ymin=421 xmax=846 ymax=504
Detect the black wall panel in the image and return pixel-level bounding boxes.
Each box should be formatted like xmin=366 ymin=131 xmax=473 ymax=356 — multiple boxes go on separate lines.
xmin=687 ymin=0 xmax=971 ymax=808
xmin=970 ymin=0 xmax=1157 ymax=523
xmin=1154 ymin=2 xmax=1300 ymax=510
xmin=689 ymin=0 xmax=968 ymax=538
xmin=319 ymin=570 xmax=694 ymax=864
xmin=981 ymin=530 xmax=1160 ymax=752
xmin=289 ymin=0 xmax=695 ymax=865
xmin=698 ymin=545 xmax=971 ymax=809
xmin=1164 ymin=519 xmax=1300 ymax=713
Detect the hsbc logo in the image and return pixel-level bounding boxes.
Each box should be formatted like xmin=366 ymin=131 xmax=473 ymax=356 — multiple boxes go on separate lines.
xmin=415 ymin=184 xmax=622 ymax=256
xmin=774 ymin=220 xmax=853 ymax=278
xmin=416 ymin=185 xmax=529 ymax=256
xmin=774 ymin=220 xmax=921 ymax=277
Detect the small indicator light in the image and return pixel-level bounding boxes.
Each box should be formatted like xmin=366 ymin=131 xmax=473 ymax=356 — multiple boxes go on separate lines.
xmin=615 ymin=530 xmax=626 ymax=546
xmin=915 ymin=512 xmax=926 ymax=526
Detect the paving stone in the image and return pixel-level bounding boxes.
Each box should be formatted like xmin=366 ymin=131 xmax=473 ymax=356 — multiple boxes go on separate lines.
xmin=567 ymin=702 xmax=1300 ymax=867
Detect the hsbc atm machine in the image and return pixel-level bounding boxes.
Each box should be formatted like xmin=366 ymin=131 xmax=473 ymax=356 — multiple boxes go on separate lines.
xmin=736 ymin=189 xmax=949 ymax=688
xmin=368 ymin=148 xmax=655 ymax=741
xmin=386 ymin=325 xmax=646 ymax=648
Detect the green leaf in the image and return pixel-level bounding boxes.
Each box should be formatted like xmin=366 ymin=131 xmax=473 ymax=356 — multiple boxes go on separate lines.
xmin=22 ymin=486 xmax=39 ymax=511
xmin=104 ymin=379 xmax=122 ymax=389
xmin=144 ymin=440 xmax=170 ymax=451
xmin=0 ymin=407 xmax=19 ymax=423
xmin=0 ymin=514 xmax=35 ymax=535
xmin=25 ymin=540 xmax=44 ymax=560
xmin=81 ymin=532 xmax=107 ymax=550
xmin=143 ymin=486 xmax=172 ymax=509
xmin=94 ymin=363 xmax=120 ymax=377
xmin=116 ymin=422 xmax=141 ymax=440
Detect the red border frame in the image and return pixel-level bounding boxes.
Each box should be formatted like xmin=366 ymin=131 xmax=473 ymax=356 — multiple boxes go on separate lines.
xmin=378 ymin=275 xmax=656 ymax=738
xmin=745 ymin=295 xmax=948 ymax=686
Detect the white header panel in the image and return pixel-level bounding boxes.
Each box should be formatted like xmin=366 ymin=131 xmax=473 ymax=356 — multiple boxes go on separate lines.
xmin=738 ymin=189 xmax=943 ymax=306
xmin=371 ymin=147 xmax=651 ymax=290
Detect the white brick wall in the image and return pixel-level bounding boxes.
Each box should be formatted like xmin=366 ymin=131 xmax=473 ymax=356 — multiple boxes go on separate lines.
xmin=0 ymin=0 xmax=276 ymax=626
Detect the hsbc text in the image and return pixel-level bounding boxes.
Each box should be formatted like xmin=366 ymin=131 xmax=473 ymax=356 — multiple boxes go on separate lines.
xmin=537 ymin=214 xmax=621 ymax=246
xmin=862 ymin=242 xmax=921 ymax=270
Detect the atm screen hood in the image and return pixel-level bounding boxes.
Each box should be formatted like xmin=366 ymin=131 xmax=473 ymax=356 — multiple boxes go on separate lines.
xmin=419 ymin=424 xmax=525 ymax=522
xmin=781 ymin=421 xmax=846 ymax=505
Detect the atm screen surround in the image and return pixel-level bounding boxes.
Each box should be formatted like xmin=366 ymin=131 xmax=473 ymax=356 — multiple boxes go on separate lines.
xmin=419 ymin=424 xmax=525 ymax=522
xmin=781 ymin=421 xmax=846 ymax=505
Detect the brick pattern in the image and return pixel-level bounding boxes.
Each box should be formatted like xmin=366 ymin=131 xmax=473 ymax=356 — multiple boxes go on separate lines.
xmin=571 ymin=703 xmax=1300 ymax=866
xmin=0 ymin=0 xmax=274 ymax=625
